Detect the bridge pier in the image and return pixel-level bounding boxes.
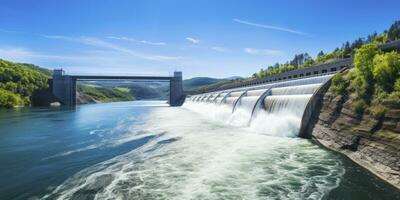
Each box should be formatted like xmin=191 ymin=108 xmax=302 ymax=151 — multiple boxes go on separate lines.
xmin=52 ymin=69 xmax=185 ymax=106
xmin=52 ymin=69 xmax=76 ymax=106
xmin=169 ymin=71 xmax=185 ymax=106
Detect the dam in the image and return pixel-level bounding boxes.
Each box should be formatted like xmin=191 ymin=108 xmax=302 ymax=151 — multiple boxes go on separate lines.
xmin=184 ymin=74 xmax=332 ymax=138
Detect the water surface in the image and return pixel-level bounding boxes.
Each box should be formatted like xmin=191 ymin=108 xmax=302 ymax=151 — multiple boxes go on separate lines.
xmin=0 ymin=101 xmax=398 ymax=199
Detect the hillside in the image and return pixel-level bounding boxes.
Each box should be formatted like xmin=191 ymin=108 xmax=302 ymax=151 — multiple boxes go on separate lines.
xmin=76 ymin=84 xmax=135 ymax=104
xmin=304 ymin=41 xmax=400 ymax=189
xmin=0 ymin=59 xmax=49 ymax=108
xmin=183 ymin=77 xmax=223 ymax=90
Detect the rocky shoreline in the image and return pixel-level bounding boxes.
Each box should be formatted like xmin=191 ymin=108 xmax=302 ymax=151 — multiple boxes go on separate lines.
xmin=307 ymin=89 xmax=400 ymax=190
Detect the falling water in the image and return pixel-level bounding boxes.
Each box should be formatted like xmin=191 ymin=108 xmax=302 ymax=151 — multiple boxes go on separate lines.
xmin=185 ymin=75 xmax=331 ymax=136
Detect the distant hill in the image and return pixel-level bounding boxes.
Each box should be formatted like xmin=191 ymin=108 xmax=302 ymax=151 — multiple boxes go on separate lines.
xmin=183 ymin=76 xmax=242 ymax=91
xmin=183 ymin=77 xmax=223 ymax=90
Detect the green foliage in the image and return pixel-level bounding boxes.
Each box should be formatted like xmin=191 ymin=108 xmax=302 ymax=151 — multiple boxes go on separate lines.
xmin=386 ymin=78 xmax=400 ymax=104
xmin=368 ymin=104 xmax=386 ymax=120
xmin=387 ymin=20 xmax=400 ymax=42
xmin=354 ymin=43 xmax=382 ymax=81
xmin=353 ymin=99 xmax=366 ymax=115
xmin=394 ymin=78 xmax=400 ymax=91
xmin=330 ymin=73 xmax=347 ymax=95
xmin=77 ymin=84 xmax=134 ymax=102
xmin=18 ymin=63 xmax=52 ymax=77
xmin=0 ymin=59 xmax=49 ymax=107
xmin=373 ymin=51 xmax=400 ymax=92
xmin=373 ymin=33 xmax=388 ymax=44
xmin=0 ymin=88 xmax=22 ymax=108
xmin=349 ymin=73 xmax=371 ymax=100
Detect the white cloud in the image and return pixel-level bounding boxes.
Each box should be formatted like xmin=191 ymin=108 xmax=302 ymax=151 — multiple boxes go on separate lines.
xmin=107 ymin=36 xmax=166 ymax=46
xmin=211 ymin=46 xmax=230 ymax=52
xmin=139 ymin=40 xmax=167 ymax=46
xmin=107 ymin=36 xmax=136 ymax=42
xmin=233 ymin=18 xmax=309 ymax=36
xmin=186 ymin=37 xmax=200 ymax=44
xmin=244 ymin=48 xmax=282 ymax=56
xmin=44 ymin=35 xmax=181 ymax=62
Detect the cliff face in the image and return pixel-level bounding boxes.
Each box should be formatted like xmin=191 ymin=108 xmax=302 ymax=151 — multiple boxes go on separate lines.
xmin=307 ymin=86 xmax=400 ymax=189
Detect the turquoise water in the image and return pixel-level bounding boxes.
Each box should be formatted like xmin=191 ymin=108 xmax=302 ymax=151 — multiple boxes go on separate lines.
xmin=0 ymin=101 xmax=398 ymax=199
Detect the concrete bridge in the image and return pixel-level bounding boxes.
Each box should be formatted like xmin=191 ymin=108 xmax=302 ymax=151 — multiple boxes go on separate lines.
xmin=52 ymin=69 xmax=185 ymax=106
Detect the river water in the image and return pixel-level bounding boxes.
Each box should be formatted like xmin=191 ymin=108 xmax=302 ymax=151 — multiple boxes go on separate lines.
xmin=0 ymin=101 xmax=398 ymax=200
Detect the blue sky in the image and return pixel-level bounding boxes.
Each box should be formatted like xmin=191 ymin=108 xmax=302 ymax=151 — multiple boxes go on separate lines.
xmin=0 ymin=0 xmax=399 ymax=78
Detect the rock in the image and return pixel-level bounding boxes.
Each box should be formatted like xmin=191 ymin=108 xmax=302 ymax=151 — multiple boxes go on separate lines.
xmin=305 ymin=76 xmax=400 ymax=190
xmin=340 ymin=136 xmax=361 ymax=151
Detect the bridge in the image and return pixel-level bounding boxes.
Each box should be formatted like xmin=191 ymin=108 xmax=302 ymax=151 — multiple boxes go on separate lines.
xmin=52 ymin=69 xmax=185 ymax=106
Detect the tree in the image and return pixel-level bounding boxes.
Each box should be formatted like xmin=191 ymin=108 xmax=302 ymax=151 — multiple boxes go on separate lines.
xmin=0 ymin=59 xmax=49 ymax=107
xmin=387 ymin=20 xmax=400 ymax=41
xmin=342 ymin=41 xmax=352 ymax=58
xmin=354 ymin=43 xmax=382 ymax=81
xmin=317 ymin=51 xmax=325 ymax=58
xmin=0 ymin=88 xmax=21 ymax=108
xmin=367 ymin=32 xmax=378 ymax=43
xmin=373 ymin=51 xmax=400 ymax=92
xmin=351 ymin=38 xmax=364 ymax=53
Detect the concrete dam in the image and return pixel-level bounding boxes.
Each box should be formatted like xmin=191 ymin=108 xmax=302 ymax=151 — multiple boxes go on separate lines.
xmin=184 ymin=74 xmax=333 ymax=138
xmin=183 ymin=40 xmax=400 ymax=139
xmin=183 ymin=58 xmax=355 ymax=138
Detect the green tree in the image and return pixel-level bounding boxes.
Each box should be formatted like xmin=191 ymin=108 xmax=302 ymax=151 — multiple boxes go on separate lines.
xmin=373 ymin=51 xmax=400 ymax=92
xmin=342 ymin=41 xmax=352 ymax=58
xmin=0 ymin=59 xmax=49 ymax=107
xmin=387 ymin=20 xmax=400 ymax=41
xmin=353 ymin=43 xmax=382 ymax=81
xmin=317 ymin=51 xmax=325 ymax=58
xmin=0 ymin=88 xmax=22 ymax=108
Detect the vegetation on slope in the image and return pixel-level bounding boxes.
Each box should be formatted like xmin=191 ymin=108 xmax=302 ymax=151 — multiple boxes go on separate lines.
xmin=77 ymin=84 xmax=135 ymax=103
xmin=0 ymin=59 xmax=49 ymax=108
xmin=330 ymin=42 xmax=400 ymax=119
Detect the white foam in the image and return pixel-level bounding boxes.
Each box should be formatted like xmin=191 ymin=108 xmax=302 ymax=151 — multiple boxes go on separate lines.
xmin=43 ymin=106 xmax=344 ymax=200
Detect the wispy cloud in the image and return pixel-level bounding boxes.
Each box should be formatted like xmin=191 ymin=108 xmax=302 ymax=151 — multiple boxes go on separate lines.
xmin=107 ymin=36 xmax=167 ymax=46
xmin=244 ymin=48 xmax=282 ymax=56
xmin=107 ymin=36 xmax=136 ymax=42
xmin=139 ymin=40 xmax=167 ymax=46
xmin=233 ymin=18 xmax=308 ymax=36
xmin=44 ymin=35 xmax=180 ymax=61
xmin=186 ymin=37 xmax=200 ymax=44
xmin=211 ymin=46 xmax=230 ymax=52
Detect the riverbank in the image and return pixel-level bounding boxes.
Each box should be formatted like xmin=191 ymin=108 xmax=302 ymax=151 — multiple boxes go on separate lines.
xmin=308 ymin=89 xmax=400 ymax=190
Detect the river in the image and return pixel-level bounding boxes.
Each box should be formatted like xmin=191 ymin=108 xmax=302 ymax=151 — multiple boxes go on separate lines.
xmin=0 ymin=101 xmax=398 ymax=199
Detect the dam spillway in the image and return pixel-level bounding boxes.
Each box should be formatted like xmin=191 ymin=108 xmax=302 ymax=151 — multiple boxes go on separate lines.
xmin=184 ymin=75 xmax=332 ymax=137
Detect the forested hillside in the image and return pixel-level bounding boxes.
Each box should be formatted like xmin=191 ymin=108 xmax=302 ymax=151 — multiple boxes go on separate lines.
xmin=77 ymin=84 xmax=135 ymax=104
xmin=0 ymin=59 xmax=49 ymax=108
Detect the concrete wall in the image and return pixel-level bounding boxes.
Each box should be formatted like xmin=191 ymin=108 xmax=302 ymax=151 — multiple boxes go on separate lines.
xmin=297 ymin=70 xmax=339 ymax=138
